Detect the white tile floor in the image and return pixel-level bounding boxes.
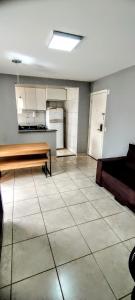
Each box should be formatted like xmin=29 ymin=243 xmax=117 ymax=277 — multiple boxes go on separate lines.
xmin=57 ymin=148 xmax=75 ymax=157
xmin=0 ymin=155 xmax=134 ymax=299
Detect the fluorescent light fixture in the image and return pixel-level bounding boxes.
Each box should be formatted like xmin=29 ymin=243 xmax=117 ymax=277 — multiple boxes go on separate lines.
xmin=48 ymin=31 xmax=83 ymax=52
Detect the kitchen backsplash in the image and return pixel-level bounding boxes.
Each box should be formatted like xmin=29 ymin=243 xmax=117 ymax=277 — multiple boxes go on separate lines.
xmin=18 ymin=110 xmax=46 ymax=125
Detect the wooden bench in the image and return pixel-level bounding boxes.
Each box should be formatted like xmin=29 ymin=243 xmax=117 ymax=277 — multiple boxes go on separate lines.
xmin=0 ymin=143 xmax=52 ymax=177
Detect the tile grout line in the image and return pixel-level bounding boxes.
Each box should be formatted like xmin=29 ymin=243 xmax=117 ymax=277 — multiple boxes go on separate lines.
xmin=3 ymin=178 xmax=134 ymax=245
xmin=118 ymin=292 xmax=132 ymax=299
xmin=92 ymin=253 xmax=118 ymax=300
xmin=63 ymin=188 xmax=118 ymax=299
xmin=66 ymin=198 xmax=118 ymax=300
xmin=1 ymin=169 xmax=132 ymax=300
xmin=9 ymin=266 xmax=56 ymax=288
xmin=2 ymin=188 xmax=119 ymax=214
xmin=103 ymin=214 xmax=126 ymax=243
xmin=3 ymin=231 xmax=134 ymax=251
xmin=14 ymin=197 xmax=124 ymax=220
xmin=0 ymin=238 xmax=131 ymax=292
xmin=3 ymin=192 xmax=124 ymax=220
xmin=2 ymin=163 xmax=133 ymax=299
xmin=67 ymin=166 xmax=132 ymax=300
xmin=13 ymin=210 xmax=43 ymax=220
xmin=58 ymin=183 xmax=127 ymax=245
xmin=13 ymin=196 xmax=38 ymax=203
xmin=2 ymin=171 xmax=132 ymax=221
xmin=80 ymin=194 xmax=127 ymax=245
xmin=10 ymin=168 xmax=33 ymax=298
xmin=9 ymin=233 xmax=47 ymax=246
xmin=10 ymin=169 xmax=15 ymax=300
xmin=65 ymin=174 xmax=133 ymax=300
xmin=2 ymin=221 xmax=133 ymax=256
xmin=33 ymin=171 xmax=65 ymax=300
xmin=1 ymin=230 xmax=131 ymax=257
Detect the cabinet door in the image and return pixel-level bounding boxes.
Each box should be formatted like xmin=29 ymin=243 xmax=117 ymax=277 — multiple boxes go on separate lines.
xmin=46 ymin=88 xmax=66 ymax=100
xmin=25 ymin=87 xmax=36 ymax=110
xmin=36 ymin=88 xmax=46 ymax=110
xmin=66 ymin=88 xmax=79 ymax=101
xmin=15 ymin=86 xmax=26 ymax=109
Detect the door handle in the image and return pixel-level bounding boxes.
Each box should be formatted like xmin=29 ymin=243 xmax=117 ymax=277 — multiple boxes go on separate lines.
xmin=97 ymin=124 xmax=103 ymax=132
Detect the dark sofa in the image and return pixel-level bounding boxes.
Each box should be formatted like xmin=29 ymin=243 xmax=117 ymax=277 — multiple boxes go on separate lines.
xmin=96 ymin=144 xmax=135 ymax=211
xmin=129 ymin=246 xmax=135 ymax=299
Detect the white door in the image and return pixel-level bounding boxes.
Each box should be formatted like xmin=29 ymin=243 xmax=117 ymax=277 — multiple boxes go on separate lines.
xmin=88 ymin=90 xmax=107 ymax=159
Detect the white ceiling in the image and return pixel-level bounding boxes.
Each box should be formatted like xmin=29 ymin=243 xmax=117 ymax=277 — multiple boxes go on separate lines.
xmin=0 ymin=0 xmax=135 ymax=81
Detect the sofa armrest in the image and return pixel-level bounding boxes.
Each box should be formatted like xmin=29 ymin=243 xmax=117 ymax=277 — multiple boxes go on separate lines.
xmin=96 ymin=160 xmax=103 ymax=185
xmin=99 ymin=156 xmax=126 ymax=163
xmin=96 ymin=156 xmax=126 ymax=185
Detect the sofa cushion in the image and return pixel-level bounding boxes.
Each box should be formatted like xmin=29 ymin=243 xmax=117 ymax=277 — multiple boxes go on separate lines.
xmin=126 ymin=144 xmax=135 ymax=171
xmin=118 ymin=169 xmax=135 ymax=190
xmin=104 ymin=163 xmax=135 ymax=191
xmin=102 ymin=170 xmax=135 ymax=208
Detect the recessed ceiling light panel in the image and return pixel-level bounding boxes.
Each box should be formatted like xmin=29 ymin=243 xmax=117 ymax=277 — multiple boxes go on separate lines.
xmin=48 ymin=31 xmax=83 ymax=52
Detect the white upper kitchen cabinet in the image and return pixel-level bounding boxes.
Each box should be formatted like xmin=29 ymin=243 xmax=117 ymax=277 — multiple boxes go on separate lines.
xmin=15 ymin=86 xmax=26 ymax=109
xmin=46 ymin=88 xmax=67 ymax=101
xmin=66 ymin=88 xmax=79 ymax=101
xmin=25 ymin=87 xmax=37 ymax=110
xmin=36 ymin=88 xmax=46 ymax=110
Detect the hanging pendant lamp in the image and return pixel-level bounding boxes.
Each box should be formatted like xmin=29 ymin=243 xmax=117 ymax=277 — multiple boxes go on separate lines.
xmin=12 ymin=59 xmax=23 ymax=114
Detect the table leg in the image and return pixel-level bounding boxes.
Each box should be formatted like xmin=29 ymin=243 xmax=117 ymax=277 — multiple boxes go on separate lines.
xmin=46 ymin=150 xmax=52 ymax=177
xmin=49 ymin=149 xmax=52 ymax=176
xmin=45 ymin=162 xmax=48 ymax=178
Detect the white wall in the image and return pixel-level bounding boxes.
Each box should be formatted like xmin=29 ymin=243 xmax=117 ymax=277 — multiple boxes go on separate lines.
xmin=92 ymin=66 xmax=135 ymax=158
xmin=65 ymin=88 xmax=79 ymax=154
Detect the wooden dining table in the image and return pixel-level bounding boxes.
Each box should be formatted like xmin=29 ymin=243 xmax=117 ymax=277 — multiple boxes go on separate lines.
xmin=0 ymin=142 xmax=52 ymax=177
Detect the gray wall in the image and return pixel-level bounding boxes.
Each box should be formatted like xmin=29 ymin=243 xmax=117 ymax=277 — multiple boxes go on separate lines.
xmin=0 ymin=74 xmax=90 ymax=154
xmin=77 ymin=83 xmax=90 ymax=153
xmin=92 ymin=66 xmax=135 ymax=157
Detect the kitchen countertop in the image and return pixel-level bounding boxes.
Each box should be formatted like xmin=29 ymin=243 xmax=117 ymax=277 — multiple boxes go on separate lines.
xmin=18 ymin=129 xmax=57 ymax=133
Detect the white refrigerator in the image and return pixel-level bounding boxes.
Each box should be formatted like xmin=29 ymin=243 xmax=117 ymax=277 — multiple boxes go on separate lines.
xmin=46 ymin=108 xmax=64 ymax=149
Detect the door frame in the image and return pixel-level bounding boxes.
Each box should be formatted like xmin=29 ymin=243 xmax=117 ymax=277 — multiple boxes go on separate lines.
xmin=87 ymin=89 xmax=108 ymax=159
